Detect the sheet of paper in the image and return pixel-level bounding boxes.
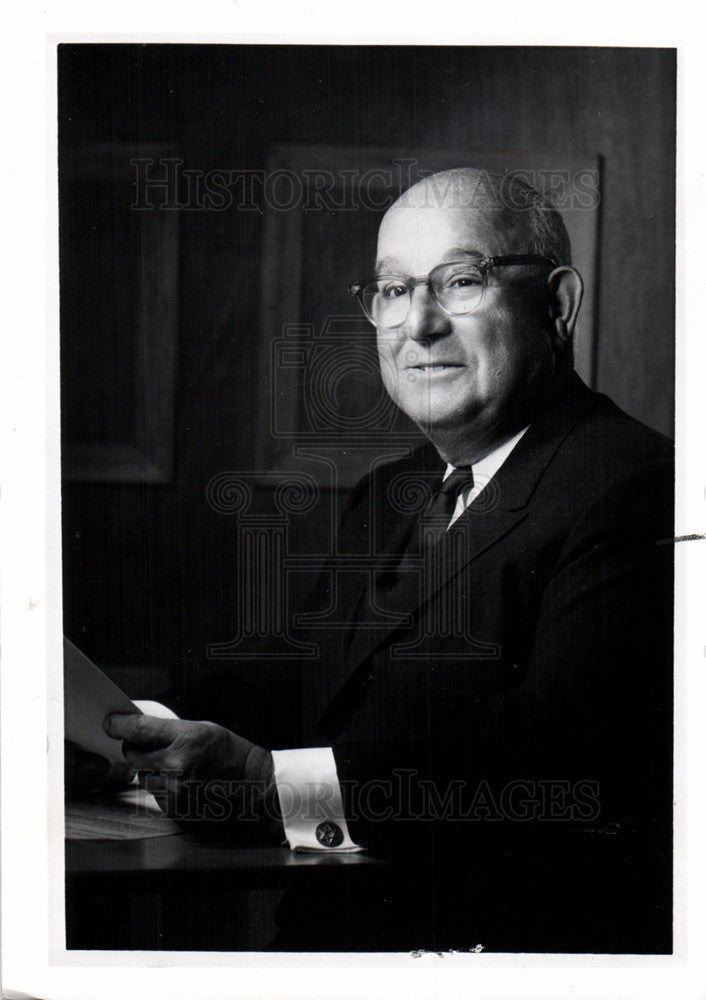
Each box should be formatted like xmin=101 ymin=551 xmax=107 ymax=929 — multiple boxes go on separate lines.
xmin=64 ymin=637 xmax=142 ymax=763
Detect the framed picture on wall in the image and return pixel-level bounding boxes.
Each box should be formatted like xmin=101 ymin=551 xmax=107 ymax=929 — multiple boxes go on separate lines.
xmin=60 ymin=143 xmax=179 ymax=483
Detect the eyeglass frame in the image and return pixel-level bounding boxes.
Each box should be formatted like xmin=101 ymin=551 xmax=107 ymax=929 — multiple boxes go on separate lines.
xmin=349 ymin=254 xmax=558 ymax=328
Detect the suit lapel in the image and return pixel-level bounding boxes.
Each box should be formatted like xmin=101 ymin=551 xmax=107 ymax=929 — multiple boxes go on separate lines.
xmin=342 ymin=374 xmax=596 ymax=672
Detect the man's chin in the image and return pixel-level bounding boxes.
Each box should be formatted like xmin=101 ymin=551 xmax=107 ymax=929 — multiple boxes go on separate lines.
xmin=392 ymin=383 xmax=473 ymax=424
xmin=406 ymin=404 xmax=482 ymax=438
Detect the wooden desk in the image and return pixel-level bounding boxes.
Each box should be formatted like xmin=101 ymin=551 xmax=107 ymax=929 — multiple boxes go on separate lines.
xmin=66 ymin=832 xmax=386 ymax=951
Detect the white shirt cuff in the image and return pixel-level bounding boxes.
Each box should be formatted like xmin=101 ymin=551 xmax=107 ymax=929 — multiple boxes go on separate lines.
xmin=271 ymin=748 xmax=363 ymax=853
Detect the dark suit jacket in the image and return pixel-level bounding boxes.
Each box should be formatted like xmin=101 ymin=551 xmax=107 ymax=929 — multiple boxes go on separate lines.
xmin=285 ymin=372 xmax=673 ymax=953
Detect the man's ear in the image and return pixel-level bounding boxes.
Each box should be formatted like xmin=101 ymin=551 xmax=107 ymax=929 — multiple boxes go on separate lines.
xmin=546 ymin=266 xmax=583 ymax=347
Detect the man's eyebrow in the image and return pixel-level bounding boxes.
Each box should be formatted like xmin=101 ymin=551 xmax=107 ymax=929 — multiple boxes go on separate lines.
xmin=445 ymin=246 xmax=486 ymax=259
xmin=374 ymin=248 xmax=486 ymax=275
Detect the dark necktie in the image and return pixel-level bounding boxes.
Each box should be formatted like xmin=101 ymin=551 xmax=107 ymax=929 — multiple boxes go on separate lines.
xmin=421 ymin=467 xmax=475 ymax=547
xmin=360 ymin=465 xmax=476 ymax=615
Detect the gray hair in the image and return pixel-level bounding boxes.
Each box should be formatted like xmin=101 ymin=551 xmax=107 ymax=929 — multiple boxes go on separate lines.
xmin=499 ymin=172 xmax=572 ymax=265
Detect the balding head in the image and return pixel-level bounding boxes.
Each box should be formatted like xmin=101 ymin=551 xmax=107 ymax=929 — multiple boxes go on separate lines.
xmin=379 ymin=168 xmax=572 ymax=267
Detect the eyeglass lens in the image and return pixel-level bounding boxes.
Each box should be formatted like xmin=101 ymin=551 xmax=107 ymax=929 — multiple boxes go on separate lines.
xmin=362 ymin=261 xmax=485 ymax=327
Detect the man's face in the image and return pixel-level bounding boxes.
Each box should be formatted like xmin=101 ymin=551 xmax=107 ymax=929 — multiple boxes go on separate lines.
xmin=375 ymin=200 xmax=555 ymax=439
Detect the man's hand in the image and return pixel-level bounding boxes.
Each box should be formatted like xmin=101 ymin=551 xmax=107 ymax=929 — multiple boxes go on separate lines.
xmin=103 ymin=714 xmax=278 ymax=834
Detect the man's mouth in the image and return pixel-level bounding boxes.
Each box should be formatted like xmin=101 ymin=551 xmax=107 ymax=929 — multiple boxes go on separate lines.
xmin=406 ymin=362 xmax=464 ymax=371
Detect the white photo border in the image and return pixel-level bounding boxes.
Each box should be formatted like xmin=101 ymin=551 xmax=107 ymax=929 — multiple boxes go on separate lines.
xmin=2 ymin=8 xmax=704 ymax=1000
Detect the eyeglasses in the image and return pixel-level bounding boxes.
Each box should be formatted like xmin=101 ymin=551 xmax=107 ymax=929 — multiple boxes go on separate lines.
xmin=349 ymin=255 xmax=557 ymax=329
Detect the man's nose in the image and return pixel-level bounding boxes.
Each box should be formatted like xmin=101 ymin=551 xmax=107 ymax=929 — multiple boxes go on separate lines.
xmin=402 ymin=284 xmax=451 ymax=341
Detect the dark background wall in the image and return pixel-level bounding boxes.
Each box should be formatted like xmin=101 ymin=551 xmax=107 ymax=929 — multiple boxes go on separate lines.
xmin=59 ymin=45 xmax=675 ymax=735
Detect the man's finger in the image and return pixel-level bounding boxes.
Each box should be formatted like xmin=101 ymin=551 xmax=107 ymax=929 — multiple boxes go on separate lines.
xmin=103 ymin=712 xmax=178 ymax=748
xmin=121 ymin=747 xmax=168 ymax=771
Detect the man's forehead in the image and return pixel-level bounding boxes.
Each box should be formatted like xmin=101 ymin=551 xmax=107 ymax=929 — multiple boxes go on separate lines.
xmin=375 ymin=200 xmax=528 ymax=271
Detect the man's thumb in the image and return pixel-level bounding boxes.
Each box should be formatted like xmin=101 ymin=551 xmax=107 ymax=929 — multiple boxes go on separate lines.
xmin=102 ymin=713 xmax=121 ymax=736
xmin=103 ymin=712 xmax=141 ymax=738
xmin=102 ymin=711 xmax=173 ymax=747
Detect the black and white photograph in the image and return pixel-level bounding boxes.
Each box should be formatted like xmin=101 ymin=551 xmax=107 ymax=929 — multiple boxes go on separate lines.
xmin=2 ymin=14 xmax=705 ymax=1000
xmin=57 ymin=41 xmax=675 ymax=954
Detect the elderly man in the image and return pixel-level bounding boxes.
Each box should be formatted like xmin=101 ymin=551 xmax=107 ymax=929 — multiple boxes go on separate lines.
xmin=104 ymin=168 xmax=673 ymax=953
